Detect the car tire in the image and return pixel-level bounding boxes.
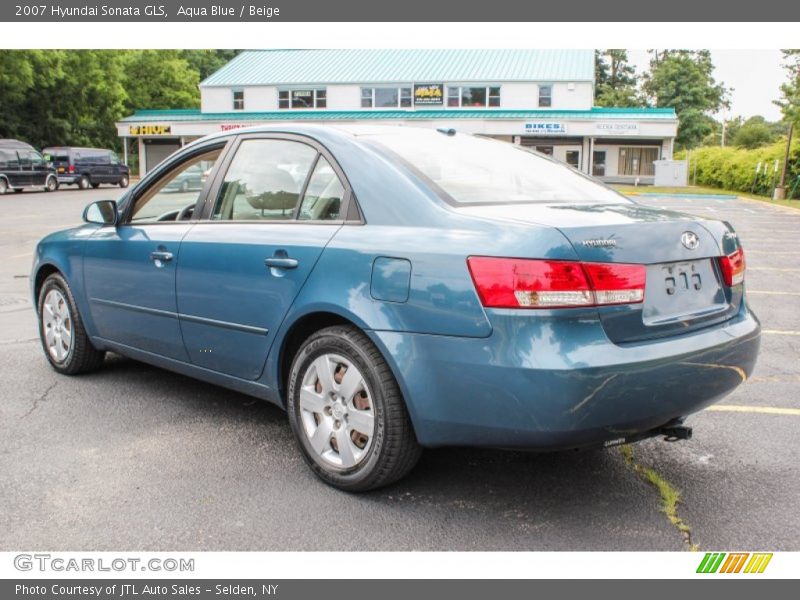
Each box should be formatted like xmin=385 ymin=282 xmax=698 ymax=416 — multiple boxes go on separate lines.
xmin=180 ymin=180 xmax=190 ymax=193
xmin=44 ymin=176 xmax=58 ymax=192
xmin=119 ymin=175 xmax=129 ymax=188
xmin=287 ymin=325 xmax=422 ymax=492
xmin=91 ymin=183 xmax=100 ymax=189
xmin=37 ymin=273 xmax=105 ymax=375
xmin=14 ymin=188 xmax=23 ymax=193
xmin=0 ymin=178 xmax=7 ymax=195
xmin=78 ymin=175 xmax=90 ymax=190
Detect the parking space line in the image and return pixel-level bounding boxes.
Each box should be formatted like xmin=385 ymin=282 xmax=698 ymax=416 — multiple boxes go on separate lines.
xmin=707 ymin=405 xmax=800 ymax=416
xmin=747 ymin=267 xmax=800 ymax=272
xmin=748 ymin=290 xmax=800 ymax=296
xmin=762 ymin=330 xmax=800 ymax=336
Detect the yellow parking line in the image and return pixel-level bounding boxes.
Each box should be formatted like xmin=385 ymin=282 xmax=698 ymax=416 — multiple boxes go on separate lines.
xmin=762 ymin=330 xmax=800 ymax=336
xmin=748 ymin=290 xmax=800 ymax=296
xmin=707 ymin=405 xmax=800 ymax=416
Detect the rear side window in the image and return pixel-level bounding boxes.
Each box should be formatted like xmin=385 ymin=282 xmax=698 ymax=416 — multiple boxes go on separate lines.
xmin=211 ymin=139 xmax=318 ymax=221
xmin=298 ymin=157 xmax=344 ymax=221
xmin=369 ymin=130 xmax=626 ymax=205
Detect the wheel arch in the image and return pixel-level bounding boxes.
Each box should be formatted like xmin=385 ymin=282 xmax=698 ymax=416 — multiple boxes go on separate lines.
xmin=33 ymin=262 xmax=62 ymax=303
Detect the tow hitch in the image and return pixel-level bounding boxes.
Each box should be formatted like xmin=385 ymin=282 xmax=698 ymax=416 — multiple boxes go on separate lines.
xmin=659 ymin=424 xmax=693 ymax=442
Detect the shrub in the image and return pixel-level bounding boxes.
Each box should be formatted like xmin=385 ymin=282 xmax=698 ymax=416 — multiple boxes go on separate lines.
xmin=676 ymin=138 xmax=800 ymax=198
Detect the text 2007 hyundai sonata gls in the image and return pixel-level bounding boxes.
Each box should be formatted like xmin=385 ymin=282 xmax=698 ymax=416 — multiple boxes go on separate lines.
xmin=32 ymin=125 xmax=760 ymax=491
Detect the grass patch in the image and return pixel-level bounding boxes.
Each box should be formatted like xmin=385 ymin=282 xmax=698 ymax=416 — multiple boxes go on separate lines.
xmin=612 ymin=184 xmax=800 ymax=212
xmin=619 ymin=445 xmax=699 ymax=551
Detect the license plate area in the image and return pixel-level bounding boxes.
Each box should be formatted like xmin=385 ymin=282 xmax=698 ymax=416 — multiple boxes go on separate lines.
xmin=642 ymin=259 xmax=728 ymax=326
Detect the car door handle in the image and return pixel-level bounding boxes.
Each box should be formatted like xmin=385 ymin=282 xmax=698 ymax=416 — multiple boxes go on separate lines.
xmin=264 ymin=257 xmax=298 ymax=269
xmin=150 ymin=251 xmax=173 ymax=263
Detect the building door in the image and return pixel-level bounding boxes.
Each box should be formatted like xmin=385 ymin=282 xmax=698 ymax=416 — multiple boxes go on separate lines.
xmin=144 ymin=139 xmax=182 ymax=173
xmin=592 ymin=151 xmax=606 ymax=177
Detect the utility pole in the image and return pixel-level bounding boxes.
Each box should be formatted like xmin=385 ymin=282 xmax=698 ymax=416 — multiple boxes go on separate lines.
xmin=774 ymin=122 xmax=794 ymax=200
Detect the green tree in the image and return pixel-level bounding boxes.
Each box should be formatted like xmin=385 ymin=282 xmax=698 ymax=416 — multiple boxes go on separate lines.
xmin=594 ymin=49 xmax=642 ymax=107
xmin=775 ymin=50 xmax=800 ymax=125
xmin=730 ymin=116 xmax=781 ymax=149
xmin=642 ymin=50 xmax=729 ymax=149
xmin=122 ymin=50 xmax=200 ymax=111
xmin=180 ymin=50 xmax=241 ymax=81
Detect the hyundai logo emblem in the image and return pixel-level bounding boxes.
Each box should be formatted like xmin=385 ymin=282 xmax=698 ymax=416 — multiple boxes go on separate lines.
xmin=681 ymin=231 xmax=700 ymax=250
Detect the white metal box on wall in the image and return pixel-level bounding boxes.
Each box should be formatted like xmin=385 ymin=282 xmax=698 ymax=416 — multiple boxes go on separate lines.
xmin=654 ymin=160 xmax=688 ymax=187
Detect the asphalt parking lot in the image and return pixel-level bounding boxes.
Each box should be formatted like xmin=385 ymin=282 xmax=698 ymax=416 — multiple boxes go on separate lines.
xmin=1 ymin=185 xmax=798 ymax=551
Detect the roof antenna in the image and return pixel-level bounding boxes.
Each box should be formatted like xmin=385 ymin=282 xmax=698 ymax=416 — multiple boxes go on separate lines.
xmin=436 ymin=128 xmax=456 ymax=136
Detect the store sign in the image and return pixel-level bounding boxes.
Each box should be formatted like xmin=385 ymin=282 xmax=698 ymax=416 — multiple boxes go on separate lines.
xmin=595 ymin=122 xmax=639 ymax=135
xmin=524 ymin=122 xmax=566 ymax=135
xmin=414 ymin=84 xmax=444 ymax=105
xmin=129 ymin=124 xmax=172 ymax=136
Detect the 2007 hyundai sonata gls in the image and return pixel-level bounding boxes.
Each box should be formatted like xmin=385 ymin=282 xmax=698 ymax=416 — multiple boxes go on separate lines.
xmin=33 ymin=125 xmax=760 ymax=491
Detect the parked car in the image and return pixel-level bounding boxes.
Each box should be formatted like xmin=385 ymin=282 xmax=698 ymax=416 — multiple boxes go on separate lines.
xmin=162 ymin=163 xmax=207 ymax=193
xmin=42 ymin=146 xmax=130 ymax=190
xmin=31 ymin=125 xmax=760 ymax=491
xmin=0 ymin=139 xmax=58 ymax=194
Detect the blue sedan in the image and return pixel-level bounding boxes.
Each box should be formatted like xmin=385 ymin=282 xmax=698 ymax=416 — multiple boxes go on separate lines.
xmin=32 ymin=126 xmax=760 ymax=491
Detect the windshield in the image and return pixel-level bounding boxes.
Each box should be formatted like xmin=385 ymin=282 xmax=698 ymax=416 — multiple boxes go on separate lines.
xmin=368 ymin=129 xmax=627 ymax=205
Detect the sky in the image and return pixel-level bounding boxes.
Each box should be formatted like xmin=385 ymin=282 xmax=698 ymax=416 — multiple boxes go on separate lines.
xmin=627 ymin=49 xmax=787 ymax=121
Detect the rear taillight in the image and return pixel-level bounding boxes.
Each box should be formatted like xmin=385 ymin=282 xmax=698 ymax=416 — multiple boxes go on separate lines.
xmin=68 ymin=165 xmax=75 ymax=173
xmin=719 ymin=248 xmax=745 ymax=287
xmin=467 ymin=257 xmax=646 ymax=309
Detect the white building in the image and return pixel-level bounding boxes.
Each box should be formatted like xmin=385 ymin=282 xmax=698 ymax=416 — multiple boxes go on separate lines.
xmin=117 ymin=49 xmax=678 ymax=183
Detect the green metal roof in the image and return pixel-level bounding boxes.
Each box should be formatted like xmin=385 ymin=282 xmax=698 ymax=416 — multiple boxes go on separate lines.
xmin=120 ymin=107 xmax=678 ymax=123
xmin=200 ymin=49 xmax=595 ymax=87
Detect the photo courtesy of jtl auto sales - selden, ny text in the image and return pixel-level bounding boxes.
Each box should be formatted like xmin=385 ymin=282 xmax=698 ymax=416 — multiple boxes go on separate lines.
xmin=0 ymin=1 xmax=799 ymax=597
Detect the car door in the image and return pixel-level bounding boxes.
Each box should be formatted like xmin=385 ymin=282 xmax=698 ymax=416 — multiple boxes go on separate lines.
xmin=15 ymin=150 xmax=33 ymax=187
xmin=29 ymin=150 xmax=49 ymax=186
xmin=82 ymin=143 xmax=227 ymax=360
xmin=175 ymin=135 xmax=350 ymax=380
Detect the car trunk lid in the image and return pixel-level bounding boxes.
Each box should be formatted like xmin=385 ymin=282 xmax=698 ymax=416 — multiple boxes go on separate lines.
xmin=457 ymin=202 xmax=743 ymax=343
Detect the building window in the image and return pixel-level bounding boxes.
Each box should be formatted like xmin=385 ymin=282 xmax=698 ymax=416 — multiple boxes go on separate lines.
xmin=232 ymin=90 xmax=244 ymax=110
xmin=538 ymin=85 xmax=552 ymax=108
xmin=566 ymin=150 xmax=580 ymax=169
xmin=535 ymin=146 xmax=554 ymax=156
xmin=361 ymin=86 xmax=412 ymax=108
xmin=278 ymin=88 xmax=327 ymax=109
xmin=446 ymin=86 xmax=501 ymax=108
xmin=619 ymin=147 xmax=659 ymax=176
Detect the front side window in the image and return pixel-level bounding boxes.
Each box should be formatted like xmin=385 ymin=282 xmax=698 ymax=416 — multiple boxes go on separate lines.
xmin=233 ymin=90 xmax=244 ymax=110
xmin=369 ymin=129 xmax=625 ymax=205
xmin=211 ymin=139 xmax=318 ymax=221
xmin=446 ymin=86 xmax=501 ymax=108
xmin=279 ymin=89 xmax=327 ymax=109
xmin=539 ymin=85 xmax=552 ymax=107
xmin=130 ymin=149 xmax=222 ymax=223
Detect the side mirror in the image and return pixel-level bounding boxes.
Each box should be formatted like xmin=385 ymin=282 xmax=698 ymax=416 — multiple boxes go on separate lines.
xmin=83 ymin=200 xmax=118 ymax=226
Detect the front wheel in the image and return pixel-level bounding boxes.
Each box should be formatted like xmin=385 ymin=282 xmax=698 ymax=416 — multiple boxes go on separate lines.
xmin=0 ymin=178 xmax=7 ymax=194
xmin=38 ymin=273 xmax=105 ymax=375
xmin=119 ymin=175 xmax=129 ymax=188
xmin=287 ymin=325 xmax=422 ymax=492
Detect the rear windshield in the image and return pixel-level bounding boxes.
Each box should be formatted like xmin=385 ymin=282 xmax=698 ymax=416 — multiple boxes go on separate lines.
xmin=368 ymin=129 xmax=626 ymax=205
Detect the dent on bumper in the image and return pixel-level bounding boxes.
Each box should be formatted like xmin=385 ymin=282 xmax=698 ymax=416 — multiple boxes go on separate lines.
xmin=369 ymin=304 xmax=761 ymax=449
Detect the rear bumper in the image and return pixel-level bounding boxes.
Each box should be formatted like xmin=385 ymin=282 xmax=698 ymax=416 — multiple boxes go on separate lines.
xmin=57 ymin=175 xmax=79 ymax=184
xmin=369 ymin=302 xmax=760 ymax=449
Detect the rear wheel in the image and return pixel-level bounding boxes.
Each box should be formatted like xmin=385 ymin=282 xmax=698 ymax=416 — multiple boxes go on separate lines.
xmin=119 ymin=175 xmax=129 ymax=188
xmin=38 ymin=273 xmax=105 ymax=375
xmin=44 ymin=175 xmax=58 ymax=192
xmin=287 ymin=325 xmax=422 ymax=492
xmin=77 ymin=175 xmax=90 ymax=190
